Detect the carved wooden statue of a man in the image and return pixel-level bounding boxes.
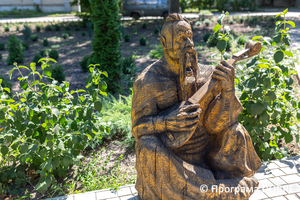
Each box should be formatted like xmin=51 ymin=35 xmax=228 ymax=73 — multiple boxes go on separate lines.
xmin=131 ymin=13 xmax=261 ymax=200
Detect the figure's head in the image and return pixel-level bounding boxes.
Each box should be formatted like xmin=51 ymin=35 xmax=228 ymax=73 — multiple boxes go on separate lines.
xmin=160 ymin=13 xmax=194 ymax=60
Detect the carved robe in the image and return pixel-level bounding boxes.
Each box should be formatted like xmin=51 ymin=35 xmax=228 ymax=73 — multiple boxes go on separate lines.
xmin=131 ymin=60 xmax=261 ymax=200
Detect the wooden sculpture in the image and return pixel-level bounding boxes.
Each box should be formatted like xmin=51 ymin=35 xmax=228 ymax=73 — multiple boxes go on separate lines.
xmin=131 ymin=13 xmax=262 ymax=200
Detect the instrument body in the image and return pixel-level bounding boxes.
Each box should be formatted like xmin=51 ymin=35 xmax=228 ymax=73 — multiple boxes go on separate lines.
xmin=160 ymin=41 xmax=262 ymax=148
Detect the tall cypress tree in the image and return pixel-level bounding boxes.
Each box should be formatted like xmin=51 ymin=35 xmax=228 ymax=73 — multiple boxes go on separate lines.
xmin=88 ymin=0 xmax=122 ymax=93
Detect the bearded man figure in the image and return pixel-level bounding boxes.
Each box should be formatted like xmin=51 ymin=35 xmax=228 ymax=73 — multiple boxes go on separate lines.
xmin=131 ymin=13 xmax=261 ymax=200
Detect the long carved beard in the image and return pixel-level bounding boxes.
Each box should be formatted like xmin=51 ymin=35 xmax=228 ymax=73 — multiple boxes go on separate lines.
xmin=178 ymin=47 xmax=198 ymax=101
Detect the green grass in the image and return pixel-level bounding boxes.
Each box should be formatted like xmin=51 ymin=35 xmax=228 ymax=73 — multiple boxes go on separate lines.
xmin=149 ymin=44 xmax=163 ymax=59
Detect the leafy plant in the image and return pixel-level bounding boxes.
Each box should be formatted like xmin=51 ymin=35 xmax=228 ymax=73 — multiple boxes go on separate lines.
xmin=32 ymin=53 xmax=43 ymax=66
xmin=237 ymin=9 xmax=299 ymax=160
xmin=40 ymin=49 xmax=48 ymax=57
xmin=139 ymin=36 xmax=146 ymax=46
xmin=45 ymin=25 xmax=52 ymax=31
xmin=121 ymin=56 xmax=137 ymax=90
xmin=0 ymin=60 xmax=108 ymax=195
xmin=123 ymin=34 xmax=130 ymax=42
xmin=62 ymin=33 xmax=69 ymax=39
xmin=0 ymin=53 xmax=2 ymax=61
xmin=22 ymin=42 xmax=29 ymax=50
xmin=51 ymin=64 xmax=66 ymax=83
xmin=203 ymin=33 xmax=211 ymax=42
xmin=150 ymin=44 xmax=163 ymax=59
xmin=43 ymin=38 xmax=49 ymax=47
xmin=195 ymin=21 xmax=202 ymax=27
xmin=237 ymin=35 xmax=247 ymax=46
xmin=36 ymin=25 xmax=41 ymax=32
xmin=65 ymin=26 xmax=70 ymax=31
xmin=6 ymin=35 xmax=25 ymax=65
xmin=0 ymin=43 xmax=5 ymax=51
xmin=82 ymin=32 xmax=86 ymax=36
xmin=0 ymin=75 xmax=11 ymax=94
xmin=240 ymin=16 xmax=245 ymax=23
xmin=30 ymin=34 xmax=38 ymax=42
xmin=21 ymin=25 xmax=31 ymax=41
xmin=154 ymin=28 xmax=160 ymax=36
xmin=212 ymin=11 xmax=231 ymax=61
xmin=142 ymin=23 xmax=147 ymax=29
xmin=80 ymin=55 xmax=90 ymax=72
xmin=4 ymin=26 xmax=9 ymax=32
xmin=49 ymin=49 xmax=59 ymax=60
xmin=53 ymin=24 xmax=60 ymax=31
xmin=204 ymin=19 xmax=211 ymax=26
xmin=88 ymin=0 xmax=122 ymax=93
xmin=75 ymin=27 xmax=80 ymax=31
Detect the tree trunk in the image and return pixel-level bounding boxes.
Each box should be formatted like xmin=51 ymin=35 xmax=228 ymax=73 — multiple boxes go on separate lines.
xmin=169 ymin=0 xmax=180 ymax=13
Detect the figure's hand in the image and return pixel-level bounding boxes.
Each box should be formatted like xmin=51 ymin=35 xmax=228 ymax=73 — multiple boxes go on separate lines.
xmin=165 ymin=103 xmax=201 ymax=133
xmin=212 ymin=60 xmax=235 ymax=92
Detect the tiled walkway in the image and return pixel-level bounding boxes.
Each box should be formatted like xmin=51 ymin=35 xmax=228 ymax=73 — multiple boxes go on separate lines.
xmin=48 ymin=155 xmax=300 ymax=200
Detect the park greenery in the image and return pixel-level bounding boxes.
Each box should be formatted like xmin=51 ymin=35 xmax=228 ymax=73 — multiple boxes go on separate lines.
xmin=0 ymin=4 xmax=299 ymax=199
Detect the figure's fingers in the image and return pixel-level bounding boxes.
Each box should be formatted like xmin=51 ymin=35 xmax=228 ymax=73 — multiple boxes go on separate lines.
xmin=212 ymin=74 xmax=227 ymax=82
xmin=180 ymin=121 xmax=199 ymax=132
xmin=179 ymin=103 xmax=200 ymax=113
xmin=221 ymin=60 xmax=234 ymax=70
xmin=214 ymin=69 xmax=228 ymax=77
xmin=178 ymin=117 xmax=199 ymax=127
xmin=216 ymin=64 xmax=230 ymax=73
xmin=177 ymin=109 xmax=201 ymax=119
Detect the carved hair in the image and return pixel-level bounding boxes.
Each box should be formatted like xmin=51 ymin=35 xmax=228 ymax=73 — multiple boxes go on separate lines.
xmin=165 ymin=13 xmax=190 ymax=24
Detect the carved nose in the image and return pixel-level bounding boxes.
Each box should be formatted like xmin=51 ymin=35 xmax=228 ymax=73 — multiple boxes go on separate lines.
xmin=186 ymin=38 xmax=193 ymax=47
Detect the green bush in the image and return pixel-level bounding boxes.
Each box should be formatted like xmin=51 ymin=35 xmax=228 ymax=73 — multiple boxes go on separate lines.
xmin=0 ymin=43 xmax=5 ymax=51
xmin=121 ymin=56 xmax=137 ymax=89
xmin=21 ymin=25 xmax=31 ymax=41
xmin=49 ymin=49 xmax=59 ymax=60
xmin=204 ymin=19 xmax=210 ymax=26
xmin=195 ymin=21 xmax=202 ymax=26
xmin=216 ymin=0 xmax=227 ymax=11
xmin=6 ymin=35 xmax=25 ymax=65
xmin=82 ymin=32 xmax=86 ymax=36
xmin=154 ymin=28 xmax=160 ymax=36
xmin=139 ymin=36 xmax=146 ymax=46
xmin=207 ymin=33 xmax=218 ymax=46
xmin=237 ymin=9 xmax=299 ymax=160
xmin=237 ymin=35 xmax=247 ymax=46
xmin=40 ymin=49 xmax=48 ymax=57
xmin=123 ymin=34 xmax=130 ymax=42
xmin=80 ymin=55 xmax=90 ymax=72
xmin=142 ymin=23 xmax=147 ymax=29
xmin=16 ymin=24 xmax=19 ymax=31
xmin=150 ymin=44 xmax=163 ymax=59
xmin=53 ymin=24 xmax=60 ymax=31
xmin=4 ymin=26 xmax=9 ymax=32
xmin=62 ymin=33 xmax=69 ymax=39
xmin=203 ymin=33 xmax=211 ymax=42
xmin=36 ymin=24 xmax=41 ymax=32
xmin=22 ymin=42 xmax=29 ymax=50
xmin=0 ymin=53 xmax=2 ymax=61
xmin=88 ymin=0 xmax=122 ymax=93
xmin=75 ymin=27 xmax=80 ymax=31
xmin=229 ymin=19 xmax=234 ymax=24
xmin=32 ymin=53 xmax=43 ymax=66
xmin=43 ymin=38 xmax=49 ymax=47
xmin=65 ymin=26 xmax=71 ymax=31
xmin=240 ymin=16 xmax=245 ymax=23
xmin=30 ymin=34 xmax=38 ymax=42
xmin=45 ymin=25 xmax=52 ymax=31
xmin=51 ymin=64 xmax=66 ymax=83
xmin=0 ymin=61 xmax=108 ymax=195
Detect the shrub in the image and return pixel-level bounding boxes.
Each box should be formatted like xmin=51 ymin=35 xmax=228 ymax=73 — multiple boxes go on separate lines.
xmin=207 ymin=33 xmax=218 ymax=46
xmin=53 ymin=24 xmax=60 ymax=31
xmin=203 ymin=33 xmax=211 ymax=42
xmin=229 ymin=19 xmax=234 ymax=24
xmin=86 ymin=21 xmax=93 ymax=37
xmin=6 ymin=35 xmax=25 ymax=65
xmin=0 ymin=53 xmax=2 ymax=61
xmin=22 ymin=42 xmax=29 ymax=50
xmin=32 ymin=53 xmax=43 ymax=66
xmin=62 ymin=33 xmax=69 ymax=39
xmin=216 ymin=0 xmax=226 ymax=11
xmin=139 ymin=36 xmax=146 ymax=46
xmin=204 ymin=19 xmax=210 ymax=26
xmin=240 ymin=16 xmax=245 ymax=23
xmin=150 ymin=44 xmax=163 ymax=59
xmin=30 ymin=34 xmax=38 ymax=42
xmin=49 ymin=49 xmax=59 ymax=60
xmin=237 ymin=35 xmax=247 ymax=46
xmin=16 ymin=24 xmax=20 ymax=31
xmin=0 ymin=61 xmax=107 ymax=195
xmin=237 ymin=9 xmax=300 ymax=160
xmin=123 ymin=34 xmax=130 ymax=42
xmin=121 ymin=56 xmax=137 ymax=90
xmin=142 ymin=23 xmax=147 ymax=29
xmin=43 ymin=38 xmax=49 ymax=46
xmin=82 ymin=32 xmax=86 ymax=36
xmin=21 ymin=25 xmax=31 ymax=41
xmin=75 ymin=27 xmax=80 ymax=31
xmin=45 ymin=25 xmax=52 ymax=31
xmin=80 ymin=55 xmax=90 ymax=72
xmin=195 ymin=21 xmax=202 ymax=26
xmin=0 ymin=43 xmax=5 ymax=51
xmin=36 ymin=25 xmax=41 ymax=32
xmin=88 ymin=0 xmax=122 ymax=93
xmin=40 ymin=49 xmax=47 ymax=57
xmin=154 ymin=28 xmax=160 ymax=36
xmin=65 ymin=26 xmax=71 ymax=31
xmin=51 ymin=64 xmax=66 ymax=83
xmin=4 ymin=26 xmax=9 ymax=32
